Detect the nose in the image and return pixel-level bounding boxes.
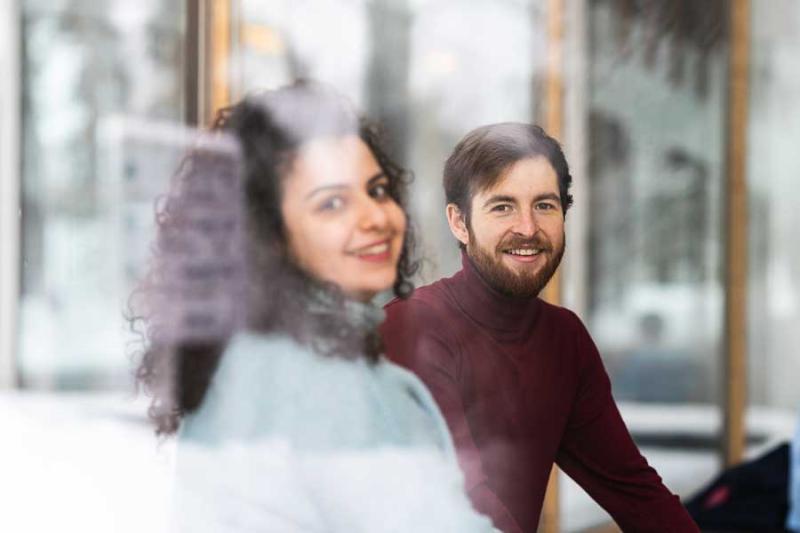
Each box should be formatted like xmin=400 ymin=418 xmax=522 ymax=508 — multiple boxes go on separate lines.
xmin=357 ymin=195 xmax=390 ymax=231
xmin=512 ymin=210 xmax=538 ymax=237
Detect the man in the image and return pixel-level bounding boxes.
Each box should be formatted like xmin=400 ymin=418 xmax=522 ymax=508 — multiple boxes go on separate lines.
xmin=381 ymin=123 xmax=699 ymax=532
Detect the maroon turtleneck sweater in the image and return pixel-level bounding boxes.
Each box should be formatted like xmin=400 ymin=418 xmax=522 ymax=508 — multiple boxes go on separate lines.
xmin=381 ymin=253 xmax=699 ymax=533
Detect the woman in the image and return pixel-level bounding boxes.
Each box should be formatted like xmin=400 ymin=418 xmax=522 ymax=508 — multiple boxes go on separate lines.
xmin=134 ymin=82 xmax=496 ymax=532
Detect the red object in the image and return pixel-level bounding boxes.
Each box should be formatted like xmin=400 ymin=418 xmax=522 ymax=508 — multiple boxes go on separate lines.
xmin=704 ymin=485 xmax=732 ymax=508
xmin=381 ymin=252 xmax=699 ymax=533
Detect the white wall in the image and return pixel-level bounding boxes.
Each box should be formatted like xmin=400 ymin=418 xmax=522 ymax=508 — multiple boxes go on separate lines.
xmin=0 ymin=0 xmax=21 ymax=389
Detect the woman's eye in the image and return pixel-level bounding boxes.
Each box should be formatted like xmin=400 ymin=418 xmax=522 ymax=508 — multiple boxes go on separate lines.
xmin=369 ymin=183 xmax=390 ymax=200
xmin=318 ymin=196 xmax=346 ymax=212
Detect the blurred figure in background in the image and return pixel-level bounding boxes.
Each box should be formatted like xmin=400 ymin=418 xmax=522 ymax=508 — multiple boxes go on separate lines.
xmin=685 ymin=433 xmax=797 ymax=531
xmin=132 ymin=82 xmax=496 ymax=532
xmin=790 ymin=413 xmax=800 ymax=532
xmin=382 ymin=123 xmax=699 ymax=532
xmin=614 ymin=312 xmax=704 ymax=403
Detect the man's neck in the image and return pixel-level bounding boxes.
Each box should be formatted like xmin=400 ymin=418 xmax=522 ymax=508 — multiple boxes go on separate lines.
xmin=442 ymin=251 xmax=543 ymax=342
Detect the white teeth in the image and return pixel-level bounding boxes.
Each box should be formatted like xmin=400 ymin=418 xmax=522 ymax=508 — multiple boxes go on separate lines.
xmin=507 ymin=248 xmax=541 ymax=256
xmin=359 ymin=242 xmax=389 ymax=255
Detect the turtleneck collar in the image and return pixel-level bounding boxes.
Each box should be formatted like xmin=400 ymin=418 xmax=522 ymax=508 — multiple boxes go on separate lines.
xmin=444 ymin=250 xmax=542 ymax=343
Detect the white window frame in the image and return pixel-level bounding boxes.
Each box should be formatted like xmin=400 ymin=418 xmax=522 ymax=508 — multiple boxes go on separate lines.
xmin=0 ymin=0 xmax=21 ymax=388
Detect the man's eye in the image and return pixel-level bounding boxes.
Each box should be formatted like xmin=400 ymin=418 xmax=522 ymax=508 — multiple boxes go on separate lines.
xmin=536 ymin=202 xmax=556 ymax=211
xmin=319 ymin=196 xmax=346 ymax=212
xmin=491 ymin=204 xmax=512 ymax=213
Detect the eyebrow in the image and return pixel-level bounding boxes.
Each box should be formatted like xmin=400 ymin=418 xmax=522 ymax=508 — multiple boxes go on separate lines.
xmin=305 ymin=184 xmax=347 ymax=201
xmin=534 ymin=193 xmax=562 ymax=205
xmin=304 ymin=172 xmax=387 ymax=201
xmin=366 ymin=172 xmax=388 ymax=186
xmin=482 ymin=195 xmax=517 ymax=209
xmin=482 ymin=192 xmax=562 ymax=210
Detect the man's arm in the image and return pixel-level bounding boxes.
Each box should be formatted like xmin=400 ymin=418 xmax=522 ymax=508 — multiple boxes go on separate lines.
xmin=556 ymin=311 xmax=699 ymax=532
xmin=382 ymin=300 xmax=524 ymax=533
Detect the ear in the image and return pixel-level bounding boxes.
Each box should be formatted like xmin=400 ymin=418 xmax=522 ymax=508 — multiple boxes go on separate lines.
xmin=446 ymin=204 xmax=470 ymax=247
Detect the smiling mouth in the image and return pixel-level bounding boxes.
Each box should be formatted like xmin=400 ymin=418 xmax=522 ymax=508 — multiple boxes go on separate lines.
xmin=350 ymin=240 xmax=392 ymax=262
xmin=500 ymin=246 xmax=549 ymax=264
xmin=504 ymin=248 xmax=543 ymax=257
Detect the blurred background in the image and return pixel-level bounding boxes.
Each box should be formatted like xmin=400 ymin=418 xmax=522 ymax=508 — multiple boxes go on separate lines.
xmin=0 ymin=0 xmax=798 ymax=531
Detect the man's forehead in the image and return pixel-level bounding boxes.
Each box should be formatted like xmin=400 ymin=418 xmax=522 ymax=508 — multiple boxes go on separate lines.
xmin=473 ymin=156 xmax=559 ymax=199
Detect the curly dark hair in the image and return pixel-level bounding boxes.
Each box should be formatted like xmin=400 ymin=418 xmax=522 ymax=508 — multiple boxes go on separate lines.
xmin=132 ymin=81 xmax=418 ymax=435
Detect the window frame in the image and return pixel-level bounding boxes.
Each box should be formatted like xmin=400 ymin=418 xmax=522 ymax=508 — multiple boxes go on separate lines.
xmin=0 ymin=0 xmax=21 ymax=389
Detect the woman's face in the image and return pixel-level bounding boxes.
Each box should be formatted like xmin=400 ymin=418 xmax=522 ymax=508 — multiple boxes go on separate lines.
xmin=280 ymin=135 xmax=406 ymax=302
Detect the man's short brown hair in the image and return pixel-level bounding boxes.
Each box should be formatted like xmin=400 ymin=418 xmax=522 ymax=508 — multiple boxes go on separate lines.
xmin=443 ymin=122 xmax=573 ymax=222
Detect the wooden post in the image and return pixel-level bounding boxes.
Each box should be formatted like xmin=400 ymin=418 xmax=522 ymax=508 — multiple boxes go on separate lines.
xmin=185 ymin=0 xmax=203 ymax=126
xmin=540 ymin=1 xmax=565 ymax=531
xmin=544 ymin=0 xmax=565 ymax=142
xmin=540 ymin=0 xmax=565 ymax=306
xmin=539 ymin=464 xmax=561 ymax=533
xmin=722 ymin=0 xmax=750 ymax=467
xmin=190 ymin=0 xmax=233 ymax=126
xmin=208 ymin=0 xmax=232 ymax=122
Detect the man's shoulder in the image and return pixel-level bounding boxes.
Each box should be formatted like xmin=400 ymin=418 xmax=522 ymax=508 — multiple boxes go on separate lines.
xmin=381 ymin=278 xmax=468 ymax=350
xmin=537 ymin=298 xmax=583 ymax=328
xmin=384 ymin=278 xmax=457 ymax=321
xmin=536 ymin=302 xmax=604 ymax=376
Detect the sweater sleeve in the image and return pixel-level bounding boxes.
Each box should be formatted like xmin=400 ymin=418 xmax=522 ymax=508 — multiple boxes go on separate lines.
xmin=382 ymin=300 xmax=524 ymax=533
xmin=555 ymin=312 xmax=699 ymax=532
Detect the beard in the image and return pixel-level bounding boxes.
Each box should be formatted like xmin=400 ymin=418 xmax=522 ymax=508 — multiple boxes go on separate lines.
xmin=467 ymin=230 xmax=565 ymax=299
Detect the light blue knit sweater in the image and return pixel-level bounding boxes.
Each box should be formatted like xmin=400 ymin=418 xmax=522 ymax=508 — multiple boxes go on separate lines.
xmin=174 ymin=305 xmax=495 ymax=532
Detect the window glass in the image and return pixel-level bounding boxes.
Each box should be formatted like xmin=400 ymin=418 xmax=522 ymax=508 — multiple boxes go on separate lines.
xmin=234 ymin=0 xmax=545 ymax=279
xmin=15 ymin=2 xmax=796 ymax=531
xmin=578 ymin=1 xmax=729 ymax=522
xmin=19 ymin=0 xmax=185 ymax=388
xmin=747 ymin=0 xmax=800 ymax=436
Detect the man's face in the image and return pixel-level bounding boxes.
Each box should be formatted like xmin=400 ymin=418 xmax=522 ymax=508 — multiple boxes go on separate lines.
xmin=447 ymin=156 xmax=565 ymax=298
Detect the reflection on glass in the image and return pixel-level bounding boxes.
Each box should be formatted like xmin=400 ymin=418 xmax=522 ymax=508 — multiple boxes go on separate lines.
xmin=18 ymin=0 xmax=185 ymax=388
xmin=408 ymin=0 xmax=545 ymax=277
xmin=747 ymin=0 xmax=800 ymax=432
xmin=232 ymin=0 xmax=546 ymax=280
xmin=581 ymin=0 xmax=728 ymax=514
xmin=586 ymin=0 xmax=727 ymax=407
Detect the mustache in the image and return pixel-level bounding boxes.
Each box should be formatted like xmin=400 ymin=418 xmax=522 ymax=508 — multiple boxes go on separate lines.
xmin=496 ymin=234 xmax=553 ymax=252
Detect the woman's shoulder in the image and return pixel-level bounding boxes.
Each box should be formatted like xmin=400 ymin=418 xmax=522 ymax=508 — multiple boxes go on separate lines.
xmin=212 ymin=331 xmax=326 ymax=404
xmin=374 ymin=358 xmax=438 ymax=410
xmin=181 ymin=331 xmax=375 ymax=446
xmin=371 ymin=358 xmax=455 ymax=452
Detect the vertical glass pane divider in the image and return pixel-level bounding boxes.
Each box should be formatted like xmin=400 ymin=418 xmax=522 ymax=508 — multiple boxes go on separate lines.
xmin=187 ymin=0 xmax=234 ymax=127
xmin=207 ymin=0 xmax=233 ymax=124
xmin=185 ymin=0 xmax=203 ymax=127
xmin=0 ymin=0 xmax=21 ymax=389
xmin=722 ymin=0 xmax=751 ymax=468
xmin=540 ymin=1 xmax=565 ymax=531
